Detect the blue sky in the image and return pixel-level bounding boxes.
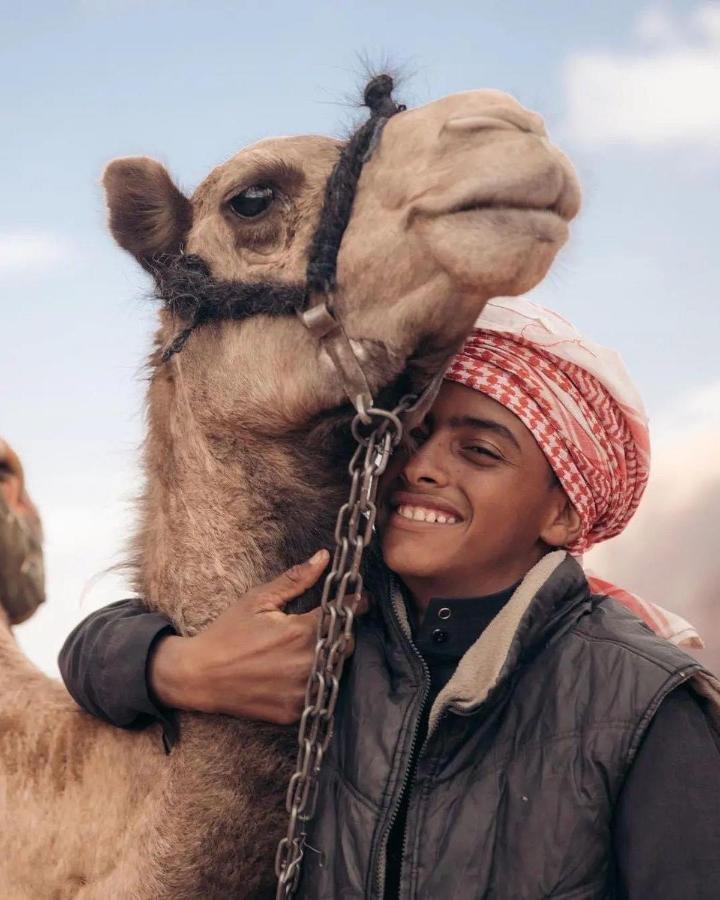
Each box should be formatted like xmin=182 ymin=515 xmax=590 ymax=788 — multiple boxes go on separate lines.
xmin=2 ymin=1 xmax=719 ymax=673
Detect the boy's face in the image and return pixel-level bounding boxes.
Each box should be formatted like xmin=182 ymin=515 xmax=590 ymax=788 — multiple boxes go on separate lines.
xmin=378 ymin=381 xmax=573 ymax=598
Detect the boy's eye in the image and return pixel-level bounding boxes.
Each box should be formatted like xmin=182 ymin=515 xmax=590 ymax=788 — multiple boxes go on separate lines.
xmin=466 ymin=445 xmax=501 ymax=460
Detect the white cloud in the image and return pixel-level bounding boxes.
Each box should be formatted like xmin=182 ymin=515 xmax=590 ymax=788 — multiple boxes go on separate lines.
xmin=0 ymin=231 xmax=72 ymax=274
xmin=563 ymin=5 xmax=720 ymax=147
xmin=692 ymin=5 xmax=720 ymax=44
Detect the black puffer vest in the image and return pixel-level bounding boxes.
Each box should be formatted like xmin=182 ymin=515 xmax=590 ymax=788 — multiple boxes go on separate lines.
xmin=297 ymin=551 xmax=709 ymax=899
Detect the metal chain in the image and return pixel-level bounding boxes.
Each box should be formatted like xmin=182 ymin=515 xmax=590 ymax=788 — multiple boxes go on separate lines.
xmin=275 ymin=395 xmax=415 ymax=898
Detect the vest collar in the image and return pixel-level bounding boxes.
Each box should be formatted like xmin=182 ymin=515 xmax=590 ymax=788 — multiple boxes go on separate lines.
xmin=389 ymin=550 xmax=593 ymax=734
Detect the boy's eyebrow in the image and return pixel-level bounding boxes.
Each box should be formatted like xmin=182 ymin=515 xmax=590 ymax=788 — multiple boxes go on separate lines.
xmin=446 ymin=415 xmax=522 ymax=451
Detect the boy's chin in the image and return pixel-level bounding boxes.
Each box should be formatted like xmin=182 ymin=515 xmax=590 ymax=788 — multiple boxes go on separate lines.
xmin=381 ymin=532 xmax=449 ymax=579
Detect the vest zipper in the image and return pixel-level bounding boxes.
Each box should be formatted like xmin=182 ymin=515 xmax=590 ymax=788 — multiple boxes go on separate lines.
xmin=373 ymin=591 xmax=430 ymax=899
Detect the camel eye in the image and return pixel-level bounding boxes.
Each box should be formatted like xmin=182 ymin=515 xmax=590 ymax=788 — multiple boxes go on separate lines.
xmin=228 ymin=185 xmax=275 ymax=219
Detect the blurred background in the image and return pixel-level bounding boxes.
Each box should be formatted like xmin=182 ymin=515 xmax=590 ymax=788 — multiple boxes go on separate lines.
xmin=1 ymin=0 xmax=718 ymax=675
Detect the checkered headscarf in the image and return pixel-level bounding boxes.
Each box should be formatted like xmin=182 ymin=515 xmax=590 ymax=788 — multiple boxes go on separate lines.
xmin=445 ymin=298 xmax=650 ymax=553
xmin=444 ymin=298 xmax=700 ymax=648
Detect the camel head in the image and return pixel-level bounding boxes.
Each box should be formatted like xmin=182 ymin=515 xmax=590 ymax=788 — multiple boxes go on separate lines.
xmin=101 ymin=77 xmax=581 ymax=628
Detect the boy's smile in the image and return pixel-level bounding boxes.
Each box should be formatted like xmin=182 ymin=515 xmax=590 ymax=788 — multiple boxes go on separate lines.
xmin=378 ymin=381 xmax=581 ymax=611
xmin=388 ymin=490 xmax=464 ymax=527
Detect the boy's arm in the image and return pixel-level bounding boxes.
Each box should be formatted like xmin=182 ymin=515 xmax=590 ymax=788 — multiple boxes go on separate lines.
xmin=58 ymin=551 xmax=353 ymax=749
xmin=613 ymin=684 xmax=720 ymax=898
xmin=58 ymin=599 xmax=179 ymax=746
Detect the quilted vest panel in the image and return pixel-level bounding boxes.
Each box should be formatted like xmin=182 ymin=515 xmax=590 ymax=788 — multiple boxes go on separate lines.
xmin=299 ymin=565 xmax=702 ymax=899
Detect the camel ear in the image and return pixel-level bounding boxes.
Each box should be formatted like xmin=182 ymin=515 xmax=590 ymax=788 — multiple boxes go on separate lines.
xmin=102 ymin=157 xmax=192 ymax=264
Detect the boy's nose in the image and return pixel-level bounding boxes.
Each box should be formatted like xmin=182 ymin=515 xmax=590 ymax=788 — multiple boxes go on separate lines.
xmin=401 ymin=440 xmax=450 ymax=487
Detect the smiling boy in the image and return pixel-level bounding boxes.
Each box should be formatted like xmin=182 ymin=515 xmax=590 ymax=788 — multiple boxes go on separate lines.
xmin=60 ymin=298 xmax=720 ymax=898
xmin=383 ymin=381 xmax=575 ymax=602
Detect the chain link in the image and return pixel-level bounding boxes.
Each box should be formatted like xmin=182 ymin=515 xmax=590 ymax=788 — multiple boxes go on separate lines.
xmin=275 ymin=395 xmax=416 ymax=898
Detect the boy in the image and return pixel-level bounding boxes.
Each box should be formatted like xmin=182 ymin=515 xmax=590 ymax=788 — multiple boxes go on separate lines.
xmin=61 ymin=298 xmax=720 ymax=898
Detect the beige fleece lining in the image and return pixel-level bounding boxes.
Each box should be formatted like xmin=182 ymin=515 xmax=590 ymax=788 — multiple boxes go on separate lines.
xmin=391 ymin=550 xmax=568 ymax=736
xmin=428 ymin=550 xmax=567 ymax=732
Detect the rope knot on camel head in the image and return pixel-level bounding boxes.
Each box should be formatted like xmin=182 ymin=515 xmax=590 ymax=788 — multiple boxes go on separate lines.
xmin=306 ymin=73 xmax=406 ymax=300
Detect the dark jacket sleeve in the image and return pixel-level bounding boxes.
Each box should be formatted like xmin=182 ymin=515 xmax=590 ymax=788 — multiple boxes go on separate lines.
xmin=58 ymin=599 xmax=178 ymax=750
xmin=614 ymin=683 xmax=720 ymax=898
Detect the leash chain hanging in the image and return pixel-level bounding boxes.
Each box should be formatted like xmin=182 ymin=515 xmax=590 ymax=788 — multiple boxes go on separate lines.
xmin=274 ymin=394 xmax=415 ymax=898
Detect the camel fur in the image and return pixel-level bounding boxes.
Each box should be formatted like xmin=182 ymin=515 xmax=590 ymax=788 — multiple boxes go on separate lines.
xmin=0 ymin=87 xmax=580 ymax=898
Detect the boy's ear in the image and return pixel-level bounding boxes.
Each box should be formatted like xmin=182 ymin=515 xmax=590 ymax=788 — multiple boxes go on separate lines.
xmin=102 ymin=157 xmax=192 ymax=266
xmin=540 ymin=491 xmax=583 ymax=549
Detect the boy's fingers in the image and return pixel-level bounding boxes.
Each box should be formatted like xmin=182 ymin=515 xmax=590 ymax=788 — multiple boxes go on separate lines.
xmin=298 ymin=605 xmax=323 ymax=630
xmin=295 ymin=591 xmax=370 ymax=622
xmin=352 ymin=592 xmax=371 ymax=616
xmin=254 ymin=550 xmax=330 ymax=611
xmin=293 ymin=593 xmax=368 ymax=647
xmin=294 ymin=606 xmax=359 ymax=655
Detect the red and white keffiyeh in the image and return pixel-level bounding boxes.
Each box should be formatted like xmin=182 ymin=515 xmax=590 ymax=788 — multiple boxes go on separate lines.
xmin=445 ymin=297 xmax=701 ymax=648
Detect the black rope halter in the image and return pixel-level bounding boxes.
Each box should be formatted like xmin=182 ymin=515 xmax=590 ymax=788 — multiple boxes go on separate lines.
xmin=154 ymin=74 xmax=405 ymax=363
xmin=306 ymin=73 xmax=405 ymax=298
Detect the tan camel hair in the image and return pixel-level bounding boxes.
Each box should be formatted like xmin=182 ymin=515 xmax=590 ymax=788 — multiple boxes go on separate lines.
xmin=0 ymin=89 xmax=580 ymax=898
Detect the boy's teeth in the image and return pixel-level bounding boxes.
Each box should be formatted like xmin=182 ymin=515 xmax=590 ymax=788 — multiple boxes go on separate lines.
xmin=396 ymin=505 xmax=458 ymax=524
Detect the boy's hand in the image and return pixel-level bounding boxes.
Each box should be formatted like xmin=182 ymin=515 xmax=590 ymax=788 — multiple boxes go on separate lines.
xmin=149 ymin=549 xmax=367 ymax=724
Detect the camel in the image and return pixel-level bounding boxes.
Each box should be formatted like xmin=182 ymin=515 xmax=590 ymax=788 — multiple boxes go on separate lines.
xmin=0 ymin=439 xmax=44 ymax=626
xmin=0 ymin=80 xmax=581 ymax=898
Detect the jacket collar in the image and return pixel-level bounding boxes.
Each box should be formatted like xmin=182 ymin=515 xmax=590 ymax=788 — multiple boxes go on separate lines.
xmin=388 ymin=550 xmax=593 ymax=734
